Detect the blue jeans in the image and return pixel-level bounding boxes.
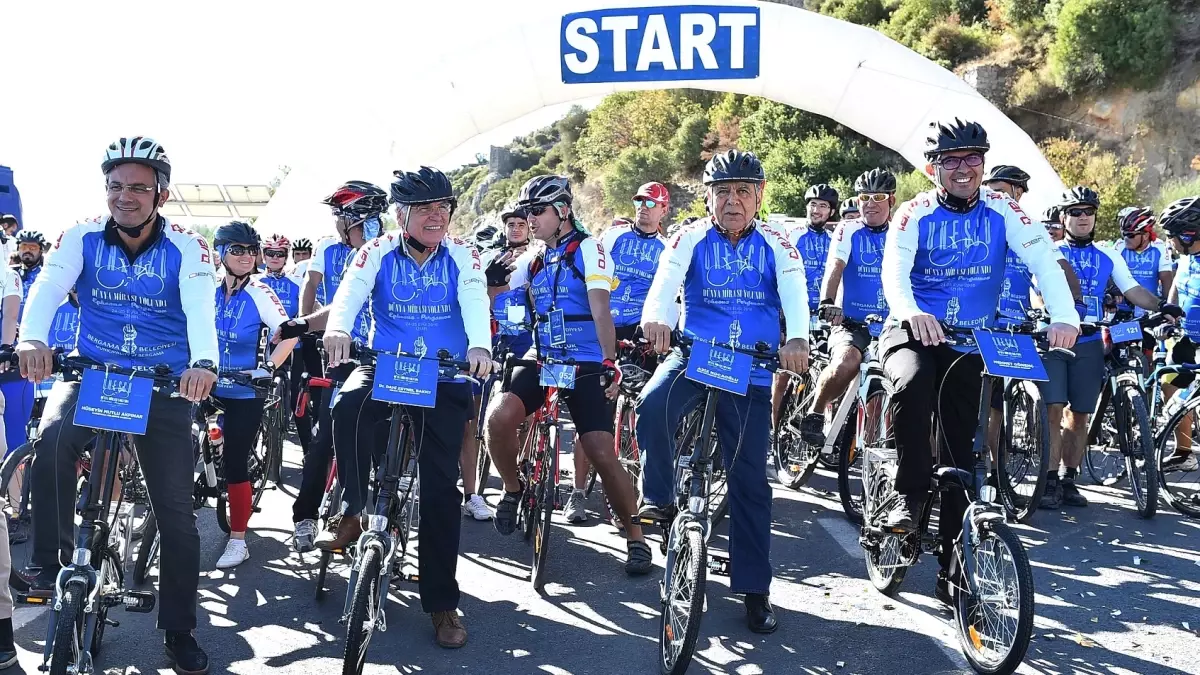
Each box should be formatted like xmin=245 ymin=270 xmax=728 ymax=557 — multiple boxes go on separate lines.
xmin=635 ymin=351 xmax=774 ymax=595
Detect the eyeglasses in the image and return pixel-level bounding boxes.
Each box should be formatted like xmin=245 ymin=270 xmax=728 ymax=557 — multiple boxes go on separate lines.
xmin=106 ymin=182 xmax=157 ymax=195
xmin=263 ymin=249 xmax=288 ymax=258
xmin=1066 ymin=207 xmax=1097 ymax=218
xmin=857 ymin=193 xmax=891 ymax=203
xmin=526 ymin=204 xmax=553 ymax=217
xmin=412 ymin=202 xmax=452 ymax=216
xmin=225 ymin=244 xmax=259 ymax=257
xmin=633 ymin=198 xmax=660 ymax=209
xmin=934 ymin=154 xmax=985 ymax=171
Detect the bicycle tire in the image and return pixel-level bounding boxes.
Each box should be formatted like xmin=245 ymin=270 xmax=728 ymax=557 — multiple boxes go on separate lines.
xmin=476 ymin=444 xmax=492 ymax=496
xmin=954 ymin=520 xmax=1035 ymax=675
xmin=49 ymin=578 xmax=87 ymax=675
xmin=520 ymin=428 xmax=544 ymax=544
xmin=532 ymin=426 xmax=559 ymax=593
xmin=772 ymin=375 xmax=819 ymax=490
xmin=997 ymin=380 xmax=1049 ymax=523
xmin=1084 ymin=389 xmax=1124 ymax=485
xmin=216 ymin=494 xmax=231 ymax=534
xmin=583 ymin=466 xmax=598 ymax=498
xmin=91 ymin=547 xmax=121 ymax=657
xmin=0 ymin=442 xmax=35 ymax=592
xmin=1116 ymin=385 xmax=1157 ymax=518
xmin=133 ymin=511 xmax=159 ymax=585
xmin=1157 ymin=394 xmax=1200 ymax=518
xmin=858 ymin=384 xmax=907 ymax=595
xmin=342 ymin=544 xmax=384 ymax=675
xmin=658 ymin=526 xmax=706 ymax=675
xmin=616 ymin=402 xmax=642 ymax=507
xmin=837 ymin=415 xmax=863 ymax=525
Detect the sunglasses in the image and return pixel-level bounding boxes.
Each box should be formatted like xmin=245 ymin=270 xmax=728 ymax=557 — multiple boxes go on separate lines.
xmin=526 ymin=204 xmax=553 ymax=217
xmin=857 ymin=193 xmax=890 ymax=203
xmin=226 ymin=244 xmax=259 ymax=257
xmin=633 ymin=198 xmax=660 ymax=209
xmin=1066 ymin=207 xmax=1097 ymax=218
xmin=263 ymin=249 xmax=288 ymax=258
xmin=935 ymin=154 xmax=985 ymax=171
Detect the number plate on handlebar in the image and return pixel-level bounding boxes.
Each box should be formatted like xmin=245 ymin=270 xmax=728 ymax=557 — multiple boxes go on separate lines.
xmin=972 ymin=330 xmax=1049 ymax=382
xmin=1109 ymin=321 xmax=1143 ymax=344
xmin=685 ymin=341 xmax=752 ymax=395
xmin=74 ymin=369 xmax=154 ymax=434
xmin=539 ymin=363 xmax=576 ymax=390
xmin=371 ymin=354 xmax=438 ymax=407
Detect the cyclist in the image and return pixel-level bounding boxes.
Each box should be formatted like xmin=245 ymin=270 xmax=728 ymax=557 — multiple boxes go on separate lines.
xmin=289 ymin=237 xmax=314 ymax=283
xmin=256 ymin=234 xmax=312 ymax=452
xmin=1112 ymin=206 xmax=1174 ymax=319
xmin=16 ymin=136 xmax=218 ymax=674
xmin=482 ymin=174 xmax=653 ymax=576
xmin=317 ymin=166 xmax=492 ymax=650
xmin=289 ymin=180 xmax=383 ymax=552
xmin=840 ymin=197 xmax=860 ymax=222
xmin=0 ymin=263 xmax=24 ymax=459
xmin=799 ymin=169 xmax=893 ymax=445
xmin=879 ymin=119 xmax=1078 ymax=606
xmin=13 ymin=230 xmax=47 ymax=317
xmin=1159 ymin=196 xmax=1200 ymax=471
xmin=0 ymin=215 xmax=15 ymax=267
xmin=638 ymin=149 xmax=811 ymax=634
xmin=1044 ymin=205 xmax=1065 ymax=243
xmin=1038 ymin=187 xmax=1181 ymax=509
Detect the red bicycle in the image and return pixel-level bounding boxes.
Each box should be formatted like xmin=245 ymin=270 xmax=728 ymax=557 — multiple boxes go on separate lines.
xmin=584 ymin=339 xmax=653 ymax=520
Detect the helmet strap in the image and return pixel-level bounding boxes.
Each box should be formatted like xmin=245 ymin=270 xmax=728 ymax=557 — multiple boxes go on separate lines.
xmin=1065 ymin=228 xmax=1094 ymax=247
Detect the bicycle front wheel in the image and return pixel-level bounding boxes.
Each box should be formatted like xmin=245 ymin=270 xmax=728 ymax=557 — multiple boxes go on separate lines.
xmin=773 ymin=374 xmax=820 ymax=490
xmin=954 ymin=519 xmax=1034 ymax=675
xmin=997 ymin=380 xmax=1049 ymax=523
xmin=659 ymin=526 xmax=706 ymax=675
xmin=49 ymin=578 xmax=87 ymax=675
xmin=1155 ymin=393 xmax=1200 ymax=518
xmin=1085 ymin=389 xmax=1124 ymax=485
xmin=1115 ymin=385 xmax=1157 ymax=518
xmin=531 ymin=426 xmax=560 ymax=593
xmin=0 ymin=442 xmax=36 ymax=592
xmin=342 ymin=544 xmax=385 ymax=675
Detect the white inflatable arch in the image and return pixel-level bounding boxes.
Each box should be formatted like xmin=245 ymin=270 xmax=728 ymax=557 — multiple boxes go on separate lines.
xmin=251 ymin=0 xmax=1064 ymax=235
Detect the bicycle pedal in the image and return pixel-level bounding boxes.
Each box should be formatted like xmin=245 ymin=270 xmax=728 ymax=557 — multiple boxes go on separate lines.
xmin=104 ymin=618 xmax=120 ymax=628
xmin=121 ymin=590 xmax=156 ymax=613
xmin=635 ymin=516 xmax=662 ymax=527
xmin=16 ymin=593 xmax=50 ymax=605
xmin=706 ymin=553 xmax=731 ymax=577
xmin=402 ymin=573 xmax=420 ymax=583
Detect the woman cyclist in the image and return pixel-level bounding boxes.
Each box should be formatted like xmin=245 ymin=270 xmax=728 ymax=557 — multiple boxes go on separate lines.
xmin=211 ymin=221 xmax=297 ymax=569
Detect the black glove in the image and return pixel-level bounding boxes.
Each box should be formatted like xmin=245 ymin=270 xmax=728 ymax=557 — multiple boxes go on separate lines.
xmin=1159 ymin=300 xmax=1185 ymax=319
xmin=486 ymin=257 xmax=513 ymax=287
xmin=279 ymin=319 xmax=309 ymax=340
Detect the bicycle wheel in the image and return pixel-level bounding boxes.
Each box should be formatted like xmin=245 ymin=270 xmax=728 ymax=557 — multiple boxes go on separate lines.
xmin=49 ymin=578 xmax=87 ymax=675
xmin=659 ymin=526 xmax=706 ymax=675
xmin=997 ymin=380 xmax=1049 ymax=523
xmin=1115 ymin=385 xmax=1157 ymax=518
xmin=91 ymin=547 xmax=121 ymax=656
xmin=954 ymin=519 xmax=1035 ymax=674
xmin=615 ymin=401 xmax=642 ymax=507
xmin=1155 ymin=395 xmax=1200 ymax=518
xmin=837 ymin=419 xmax=863 ymax=525
xmin=773 ymin=374 xmax=820 ymax=490
xmin=0 ymin=442 xmax=35 ymax=592
xmin=133 ymin=511 xmax=159 ymax=585
xmin=531 ymin=426 xmax=559 ymax=593
xmin=1085 ymin=389 xmax=1125 ymax=485
xmin=342 ymin=543 xmax=385 ymax=675
xmin=859 ymin=385 xmax=907 ymax=595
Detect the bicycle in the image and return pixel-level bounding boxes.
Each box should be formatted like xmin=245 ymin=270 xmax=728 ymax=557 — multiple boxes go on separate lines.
xmin=7 ymin=353 xmax=172 ymax=675
xmin=583 ymin=338 xmax=651 ymax=505
xmin=773 ymin=321 xmax=831 ymax=490
xmin=1145 ymin=329 xmax=1200 ymax=519
xmin=336 ymin=345 xmax=475 ymax=675
xmin=640 ymin=334 xmax=792 ymax=675
xmin=295 ymin=371 xmax=346 ymax=597
xmin=857 ymin=324 xmax=1042 ymax=675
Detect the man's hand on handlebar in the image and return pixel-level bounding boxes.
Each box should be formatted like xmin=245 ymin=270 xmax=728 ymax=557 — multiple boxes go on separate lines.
xmin=1046 ymin=322 xmax=1080 ymax=350
xmin=466 ymin=347 xmax=494 ymax=380
xmin=818 ymin=301 xmax=843 ymax=326
xmin=779 ymin=338 xmax=810 ymax=375
xmin=642 ymin=321 xmax=673 ymax=355
xmin=908 ymin=313 xmax=945 ymax=346
xmin=324 ymin=331 xmax=354 ymax=367
xmin=180 ymin=368 xmax=217 ymax=403
xmin=16 ymin=340 xmax=55 ymax=383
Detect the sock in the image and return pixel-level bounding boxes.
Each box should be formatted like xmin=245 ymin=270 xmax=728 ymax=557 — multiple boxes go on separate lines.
xmin=228 ymin=481 xmax=253 ymax=533
xmin=0 ymin=617 xmax=12 ymax=650
xmin=464 ymin=492 xmax=474 ymax=503
xmin=1063 ymin=467 xmax=1078 ymax=481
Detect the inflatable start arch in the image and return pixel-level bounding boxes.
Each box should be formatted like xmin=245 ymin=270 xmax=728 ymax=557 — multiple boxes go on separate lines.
xmin=256 ymin=0 xmax=1065 ymax=234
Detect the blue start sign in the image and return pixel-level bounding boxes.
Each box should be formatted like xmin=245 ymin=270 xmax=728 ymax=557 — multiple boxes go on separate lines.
xmin=561 ymin=5 xmax=760 ymax=84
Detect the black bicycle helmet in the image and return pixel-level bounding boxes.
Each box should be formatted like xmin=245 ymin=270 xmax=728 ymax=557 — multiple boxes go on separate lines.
xmin=840 ymin=198 xmax=861 ymax=219
xmin=474 ymin=223 xmax=499 ymax=248
xmin=1061 ymin=186 xmax=1100 ymax=209
xmin=323 ymin=180 xmax=389 ymax=217
xmin=983 ymin=164 xmax=1030 ymax=189
xmin=1159 ymin=197 xmax=1200 ymax=237
xmin=16 ymin=230 xmax=48 ymax=250
xmin=854 ymin=168 xmax=897 ymax=194
xmin=500 ymin=203 xmax=528 ymax=222
xmin=804 ymin=183 xmax=840 ymax=206
xmin=1042 ymin=205 xmax=1062 ymax=225
xmin=0 ymin=214 xmax=17 ymax=227
xmin=703 ymin=149 xmax=765 ymax=185
xmin=213 ymin=221 xmax=260 ymax=248
xmin=292 ymin=237 xmax=313 ymax=251
xmin=390 ymin=167 xmax=456 ymax=209
xmin=924 ymin=118 xmax=990 ymax=160
xmin=517 ymin=175 xmax=573 ymax=206
xmin=1119 ymin=206 xmax=1156 ymax=236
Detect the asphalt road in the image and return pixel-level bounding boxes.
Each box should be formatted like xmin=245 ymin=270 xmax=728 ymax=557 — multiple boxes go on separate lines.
xmin=7 ymin=439 xmax=1199 ymax=675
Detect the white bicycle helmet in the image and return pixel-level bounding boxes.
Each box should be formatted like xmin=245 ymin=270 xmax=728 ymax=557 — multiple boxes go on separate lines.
xmin=102 ymin=137 xmax=172 ymax=185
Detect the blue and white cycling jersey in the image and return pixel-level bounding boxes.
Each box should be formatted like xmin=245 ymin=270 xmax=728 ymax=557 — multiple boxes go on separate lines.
xmin=327 ymin=233 xmax=490 ymax=379
xmin=1175 ymin=255 xmax=1200 ymax=340
xmin=48 ymin=299 xmax=80 ymax=352
xmin=256 ymin=271 xmax=300 ymax=319
xmin=215 ymin=280 xmax=290 ymax=399
xmin=482 ymin=247 xmax=535 ymax=341
xmin=790 ymin=225 xmax=831 ymax=314
xmin=1114 ymin=239 xmax=1173 ymax=316
xmin=0 ymin=268 xmax=20 ymax=339
xmin=828 ymin=219 xmax=888 ymax=335
xmin=20 ymin=216 xmax=219 ymax=374
xmin=14 ymin=263 xmax=40 ymax=322
xmin=1056 ymin=240 xmax=1139 ymax=342
xmin=308 ymin=236 xmax=370 ymax=341
xmin=883 ymin=188 xmax=1078 ymax=335
xmin=600 ymin=224 xmax=666 ymax=328
xmin=508 ymin=231 xmax=614 ymax=363
xmin=642 ymin=218 xmax=809 ymax=386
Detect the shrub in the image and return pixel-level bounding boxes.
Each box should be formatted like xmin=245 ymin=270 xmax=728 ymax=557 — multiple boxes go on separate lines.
xmin=895 ymin=169 xmax=934 ymax=204
xmin=1153 ymin=176 xmax=1200 ymax=213
xmin=1047 ymin=0 xmax=1172 ymax=93
xmin=882 ymin=0 xmax=954 ymax=50
xmin=815 ymin=0 xmax=891 ymax=25
xmin=1007 ymin=67 xmax=1061 ymax=107
xmin=739 ymin=101 xmax=833 ymax=162
xmin=991 ymin=0 xmax=1046 ymax=25
xmin=669 ymin=114 xmax=710 ymax=175
xmin=1040 ymin=135 xmax=1144 ymax=239
xmin=921 ymin=19 xmax=997 ymax=67
xmin=601 ymin=145 xmax=674 ymax=213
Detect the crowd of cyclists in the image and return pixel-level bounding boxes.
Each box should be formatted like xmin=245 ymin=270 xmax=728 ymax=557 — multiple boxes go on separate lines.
xmin=0 ymin=120 xmax=1196 ymax=674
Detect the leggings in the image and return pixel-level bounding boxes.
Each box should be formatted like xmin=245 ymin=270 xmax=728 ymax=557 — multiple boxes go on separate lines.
xmin=217 ymin=396 xmax=265 ymax=532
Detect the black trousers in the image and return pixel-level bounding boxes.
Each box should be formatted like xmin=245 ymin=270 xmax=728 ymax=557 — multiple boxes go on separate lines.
xmin=30 ymin=381 xmax=200 ymax=631
xmin=289 ymin=337 xmax=323 ymax=452
xmin=291 ymin=362 xmax=355 ymax=523
xmin=881 ymin=326 xmax=983 ymax=571
xmin=333 ymin=364 xmax=470 ymax=613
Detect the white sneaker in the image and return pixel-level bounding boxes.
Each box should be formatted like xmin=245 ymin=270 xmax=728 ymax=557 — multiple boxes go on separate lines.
xmin=1164 ymin=454 xmax=1199 ymax=472
xmin=216 ymin=539 xmax=250 ymax=569
xmin=461 ymin=494 xmax=493 ymax=521
xmin=565 ymin=490 xmax=588 ymax=524
xmin=293 ymin=519 xmax=318 ymax=552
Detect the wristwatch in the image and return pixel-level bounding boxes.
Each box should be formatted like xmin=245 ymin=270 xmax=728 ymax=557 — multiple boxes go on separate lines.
xmin=264 ymin=360 xmax=278 ymax=372
xmin=191 ymin=359 xmax=217 ymax=374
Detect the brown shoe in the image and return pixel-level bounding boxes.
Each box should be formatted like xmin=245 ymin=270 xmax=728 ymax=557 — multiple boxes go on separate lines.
xmin=315 ymin=514 xmax=362 ymax=551
xmin=431 ymin=611 xmax=467 ymax=649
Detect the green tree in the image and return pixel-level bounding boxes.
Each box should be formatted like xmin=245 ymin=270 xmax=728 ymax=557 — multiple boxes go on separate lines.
xmin=601 ymin=145 xmax=674 ymax=213
xmin=1047 ymin=0 xmax=1172 ymax=92
xmin=575 ymin=91 xmax=703 ymax=173
xmin=738 ymin=101 xmax=831 ymax=162
xmin=1040 ymin=135 xmax=1143 ymax=239
xmin=882 ymin=0 xmax=953 ymax=50
xmin=813 ymin=0 xmax=891 ymax=25
xmin=669 ymin=114 xmax=710 ymax=174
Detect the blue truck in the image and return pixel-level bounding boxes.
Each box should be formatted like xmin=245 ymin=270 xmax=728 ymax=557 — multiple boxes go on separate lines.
xmin=0 ymin=164 xmax=22 ymax=229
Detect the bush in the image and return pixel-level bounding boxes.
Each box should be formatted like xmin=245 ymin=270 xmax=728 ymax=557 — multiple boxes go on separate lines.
xmin=921 ymin=19 xmax=997 ymax=67
xmin=1047 ymin=0 xmax=1172 ymax=93
xmin=669 ymin=114 xmax=710 ymax=175
xmin=895 ymin=169 xmax=934 ymax=204
xmin=1040 ymin=135 xmax=1143 ymax=239
xmin=760 ymin=132 xmax=883 ymax=215
xmin=601 ymin=145 xmax=674 ymax=213
xmin=576 ymin=91 xmax=703 ymax=173
xmin=882 ymin=0 xmax=953 ymax=50
xmin=1007 ymin=67 xmax=1060 ymax=107
xmin=815 ymin=0 xmax=891 ymax=25
xmin=991 ymin=0 xmax=1046 ymax=25
xmin=1153 ymin=176 xmax=1200 ymax=213
xmin=739 ymin=101 xmax=833 ymax=162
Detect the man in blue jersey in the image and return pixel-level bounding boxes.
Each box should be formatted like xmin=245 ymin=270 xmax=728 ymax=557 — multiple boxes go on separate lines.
xmin=1158 ymin=197 xmax=1200 ymax=472
xmin=798 ymin=169 xmax=893 ymax=446
xmin=255 ymin=233 xmax=311 ymax=460
xmin=639 ymin=150 xmax=811 ymax=634
xmin=483 ymin=174 xmax=653 ymax=576
xmin=317 ymin=166 xmax=491 ymax=649
xmin=1038 ymin=187 xmax=1181 ymax=509
xmin=881 ymin=119 xmax=1079 ymax=606
xmin=1113 ymin=207 xmax=1174 ymax=318
xmin=13 ymin=231 xmax=46 ymax=317
xmin=289 ymin=180 xmax=384 ymax=552
xmin=16 ymin=137 xmax=217 ymax=674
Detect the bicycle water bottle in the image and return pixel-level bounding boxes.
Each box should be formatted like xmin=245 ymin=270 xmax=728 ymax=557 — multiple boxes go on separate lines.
xmin=1164 ymin=382 xmax=1198 ymax=418
xmin=205 ymin=422 xmax=223 ymax=487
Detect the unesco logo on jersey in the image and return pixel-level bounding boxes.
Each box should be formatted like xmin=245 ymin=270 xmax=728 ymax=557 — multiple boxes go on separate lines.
xmin=561 ymin=5 xmax=760 ymax=84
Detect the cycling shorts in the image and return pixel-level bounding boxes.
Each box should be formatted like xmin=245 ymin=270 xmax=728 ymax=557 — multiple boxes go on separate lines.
xmin=504 ymin=362 xmax=614 ymax=436
xmin=828 ymin=323 xmax=871 ymax=356
xmin=1037 ymin=339 xmax=1106 ymax=414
